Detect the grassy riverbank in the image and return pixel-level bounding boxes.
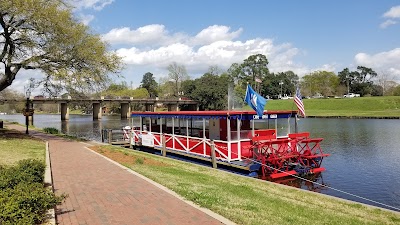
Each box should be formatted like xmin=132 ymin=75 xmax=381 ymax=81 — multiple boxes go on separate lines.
xmin=0 ymin=128 xmax=45 ymax=165
xmin=264 ymin=96 xmax=400 ymax=117
xmin=90 ymin=145 xmax=400 ymax=225
xmin=2 ymin=124 xmax=400 ymax=224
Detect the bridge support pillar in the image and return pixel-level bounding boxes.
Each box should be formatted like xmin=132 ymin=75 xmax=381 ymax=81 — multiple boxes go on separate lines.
xmin=61 ymin=103 xmax=69 ymax=121
xmin=145 ymin=104 xmax=154 ymax=112
xmin=120 ymin=103 xmax=131 ymax=119
xmin=166 ymin=104 xmax=179 ymax=111
xmin=93 ymin=103 xmax=102 ymax=120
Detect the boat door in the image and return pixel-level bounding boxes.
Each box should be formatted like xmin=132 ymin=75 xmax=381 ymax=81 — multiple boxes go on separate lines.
xmin=209 ymin=118 xmax=220 ymax=140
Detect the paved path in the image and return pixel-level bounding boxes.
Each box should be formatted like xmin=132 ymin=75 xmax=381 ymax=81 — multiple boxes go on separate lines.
xmin=6 ymin=124 xmax=232 ymax=225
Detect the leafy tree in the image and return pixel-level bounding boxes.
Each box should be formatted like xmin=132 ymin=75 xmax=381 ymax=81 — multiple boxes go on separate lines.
xmin=239 ymin=54 xmax=269 ymax=89
xmin=0 ymin=0 xmax=122 ymax=93
xmin=338 ymin=66 xmax=377 ymax=96
xmin=105 ymin=82 xmax=128 ymax=94
xmin=167 ymin=62 xmax=189 ymax=97
xmin=338 ymin=68 xmax=353 ymax=94
xmin=356 ymin=66 xmax=377 ymax=83
xmin=301 ymin=71 xmax=339 ymax=97
xmin=370 ymin=84 xmax=383 ymax=96
xmin=183 ymin=73 xmax=231 ymax=110
xmin=353 ymin=66 xmax=378 ymax=96
xmin=227 ymin=54 xmax=270 ymax=100
xmin=392 ymin=85 xmax=400 ymax=96
xmin=272 ymin=71 xmax=298 ymax=97
xmin=181 ymin=79 xmax=196 ymax=98
xmin=140 ymin=72 xmax=158 ymax=97
xmin=157 ymin=78 xmax=176 ymax=98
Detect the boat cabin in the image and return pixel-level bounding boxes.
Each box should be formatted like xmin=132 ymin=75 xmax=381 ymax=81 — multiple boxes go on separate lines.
xmin=130 ymin=110 xmax=299 ymax=162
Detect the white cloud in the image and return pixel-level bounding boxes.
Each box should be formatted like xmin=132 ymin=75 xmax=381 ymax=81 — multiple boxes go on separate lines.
xmin=3 ymin=70 xmax=45 ymax=96
xmin=355 ymin=48 xmax=400 ymax=82
xmin=101 ymin=24 xmax=347 ymax=87
xmin=102 ymin=24 xmax=187 ymax=46
xmin=77 ymin=14 xmax=95 ymax=25
xmin=380 ymin=5 xmax=400 ymax=28
xmin=68 ymin=0 xmax=114 ymax=11
xmin=101 ymin=24 xmax=243 ymax=47
xmin=380 ymin=19 xmax=398 ymax=28
xmin=190 ymin=25 xmax=243 ymax=46
xmin=108 ymin=24 xmax=321 ymax=86
xmin=383 ymin=5 xmax=400 ymax=18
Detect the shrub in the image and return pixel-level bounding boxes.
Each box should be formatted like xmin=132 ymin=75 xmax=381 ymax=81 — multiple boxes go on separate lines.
xmin=0 ymin=159 xmax=65 ymax=224
xmin=43 ymin=127 xmax=59 ymax=134
xmin=0 ymin=182 xmax=64 ymax=225
xmin=0 ymin=159 xmax=45 ymax=189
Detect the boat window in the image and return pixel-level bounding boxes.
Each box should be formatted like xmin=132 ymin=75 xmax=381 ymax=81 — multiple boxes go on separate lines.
xmin=131 ymin=117 xmax=141 ymax=130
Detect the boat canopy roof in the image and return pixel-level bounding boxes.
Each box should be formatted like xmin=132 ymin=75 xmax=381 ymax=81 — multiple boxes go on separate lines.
xmin=130 ymin=110 xmax=297 ymax=120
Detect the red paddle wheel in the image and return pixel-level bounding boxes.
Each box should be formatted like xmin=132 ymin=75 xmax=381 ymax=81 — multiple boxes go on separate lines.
xmin=250 ymin=130 xmax=330 ymax=179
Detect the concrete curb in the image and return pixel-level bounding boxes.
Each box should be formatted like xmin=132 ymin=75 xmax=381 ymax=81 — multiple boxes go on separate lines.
xmin=44 ymin=141 xmax=56 ymax=225
xmin=85 ymin=146 xmax=237 ymax=225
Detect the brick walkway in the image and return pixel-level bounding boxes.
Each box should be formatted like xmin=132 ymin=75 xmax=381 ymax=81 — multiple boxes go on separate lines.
xmin=6 ymin=124 xmax=232 ymax=225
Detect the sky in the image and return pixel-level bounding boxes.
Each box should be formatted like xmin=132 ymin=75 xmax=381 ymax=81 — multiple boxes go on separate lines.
xmin=10 ymin=0 xmax=400 ymax=94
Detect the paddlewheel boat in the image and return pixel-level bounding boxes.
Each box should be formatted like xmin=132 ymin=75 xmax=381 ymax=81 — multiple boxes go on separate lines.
xmin=129 ymin=110 xmax=329 ymax=179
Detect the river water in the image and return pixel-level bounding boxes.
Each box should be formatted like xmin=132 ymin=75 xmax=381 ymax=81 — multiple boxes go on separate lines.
xmin=1 ymin=114 xmax=399 ymax=212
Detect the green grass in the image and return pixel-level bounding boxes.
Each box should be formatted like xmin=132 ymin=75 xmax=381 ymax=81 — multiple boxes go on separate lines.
xmin=92 ymin=145 xmax=400 ymax=225
xmin=0 ymin=129 xmax=45 ymax=166
xmin=261 ymin=96 xmax=400 ymax=117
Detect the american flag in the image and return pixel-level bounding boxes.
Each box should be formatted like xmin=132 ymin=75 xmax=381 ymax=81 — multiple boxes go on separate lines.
xmin=294 ymin=86 xmax=306 ymax=117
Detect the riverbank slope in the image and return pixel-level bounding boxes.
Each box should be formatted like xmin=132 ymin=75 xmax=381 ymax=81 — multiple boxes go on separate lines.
xmin=264 ymin=96 xmax=400 ymax=117
xmin=90 ymin=144 xmax=400 ymax=225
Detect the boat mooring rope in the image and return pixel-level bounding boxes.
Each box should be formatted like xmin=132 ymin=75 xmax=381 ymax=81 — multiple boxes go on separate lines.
xmin=218 ymin=145 xmax=400 ymax=212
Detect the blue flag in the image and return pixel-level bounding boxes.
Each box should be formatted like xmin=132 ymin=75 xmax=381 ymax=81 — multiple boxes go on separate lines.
xmin=244 ymin=84 xmax=267 ymax=118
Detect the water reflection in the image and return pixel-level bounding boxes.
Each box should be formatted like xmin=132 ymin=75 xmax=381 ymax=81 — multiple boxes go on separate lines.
xmin=61 ymin=121 xmax=69 ymax=134
xmin=269 ymin=173 xmax=328 ymax=193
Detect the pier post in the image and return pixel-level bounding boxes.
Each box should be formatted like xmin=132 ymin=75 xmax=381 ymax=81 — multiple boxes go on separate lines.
xmin=120 ymin=103 xmax=131 ymax=119
xmin=93 ymin=102 xmax=102 ymax=120
xmin=211 ymin=140 xmax=217 ymax=169
xmin=61 ymin=103 xmax=69 ymax=121
xmin=162 ymin=134 xmax=167 ymax=157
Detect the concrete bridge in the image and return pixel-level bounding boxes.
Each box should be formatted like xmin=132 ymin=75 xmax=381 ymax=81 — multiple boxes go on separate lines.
xmin=0 ymin=97 xmax=198 ymax=121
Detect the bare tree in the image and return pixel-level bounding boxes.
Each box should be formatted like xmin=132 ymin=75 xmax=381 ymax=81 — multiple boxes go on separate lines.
xmin=207 ymin=65 xmax=222 ymax=76
xmin=375 ymin=71 xmax=394 ymax=96
xmin=167 ymin=62 xmax=189 ymax=96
